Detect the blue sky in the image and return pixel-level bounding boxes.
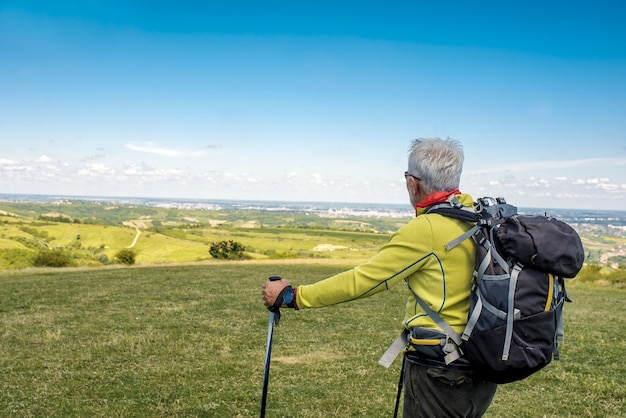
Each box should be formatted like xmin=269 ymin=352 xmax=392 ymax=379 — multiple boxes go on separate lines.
xmin=1 ymin=1 xmax=625 ymax=210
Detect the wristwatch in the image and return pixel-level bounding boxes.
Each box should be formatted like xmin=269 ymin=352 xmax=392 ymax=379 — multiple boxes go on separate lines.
xmin=283 ymin=288 xmax=294 ymax=305
xmin=280 ymin=286 xmax=298 ymax=309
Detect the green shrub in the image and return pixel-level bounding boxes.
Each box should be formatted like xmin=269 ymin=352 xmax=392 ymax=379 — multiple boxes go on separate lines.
xmin=0 ymin=248 xmax=36 ymax=269
xmin=38 ymin=214 xmax=72 ymax=223
xmin=11 ymin=236 xmax=49 ymax=251
xmin=575 ymin=264 xmax=626 ymax=287
xmin=97 ymin=253 xmax=110 ymax=264
xmin=19 ymin=226 xmax=49 ymax=240
xmin=114 ymin=249 xmax=137 ymax=265
xmin=209 ymin=240 xmax=246 ymax=259
xmin=33 ymin=249 xmax=74 ymax=267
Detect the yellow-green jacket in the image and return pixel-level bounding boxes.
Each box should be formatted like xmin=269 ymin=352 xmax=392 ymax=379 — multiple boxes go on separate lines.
xmin=296 ymin=193 xmax=475 ymax=333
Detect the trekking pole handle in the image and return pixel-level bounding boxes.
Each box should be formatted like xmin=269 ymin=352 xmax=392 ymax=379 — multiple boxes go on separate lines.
xmin=267 ymin=276 xmax=282 ymax=314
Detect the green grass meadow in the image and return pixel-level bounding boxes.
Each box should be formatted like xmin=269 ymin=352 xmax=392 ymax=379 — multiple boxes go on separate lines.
xmin=0 ymin=211 xmax=392 ymax=269
xmin=1 ymin=262 xmax=625 ymax=417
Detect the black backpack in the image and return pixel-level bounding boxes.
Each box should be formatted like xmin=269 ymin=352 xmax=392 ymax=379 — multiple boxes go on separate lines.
xmin=415 ymin=196 xmax=584 ymax=384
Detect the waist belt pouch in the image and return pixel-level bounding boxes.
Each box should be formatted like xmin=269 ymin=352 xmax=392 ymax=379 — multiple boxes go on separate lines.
xmin=408 ymin=327 xmax=449 ymax=360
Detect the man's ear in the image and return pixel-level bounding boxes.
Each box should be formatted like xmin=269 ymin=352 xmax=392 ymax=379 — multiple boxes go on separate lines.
xmin=409 ymin=176 xmax=421 ymax=195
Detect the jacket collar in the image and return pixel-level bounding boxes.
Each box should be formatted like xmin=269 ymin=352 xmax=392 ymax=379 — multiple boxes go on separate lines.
xmin=415 ymin=189 xmax=461 ymax=217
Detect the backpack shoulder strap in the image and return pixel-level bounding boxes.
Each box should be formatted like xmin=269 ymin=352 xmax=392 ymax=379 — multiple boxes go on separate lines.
xmin=427 ymin=197 xmax=483 ymax=250
xmin=426 ymin=195 xmax=481 ymax=222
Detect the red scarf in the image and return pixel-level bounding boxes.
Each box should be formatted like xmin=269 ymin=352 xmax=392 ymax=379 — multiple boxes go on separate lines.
xmin=415 ymin=189 xmax=461 ymax=216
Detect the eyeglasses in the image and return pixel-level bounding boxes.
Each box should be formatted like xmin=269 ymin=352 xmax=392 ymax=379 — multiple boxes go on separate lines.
xmin=404 ymin=171 xmax=421 ymax=181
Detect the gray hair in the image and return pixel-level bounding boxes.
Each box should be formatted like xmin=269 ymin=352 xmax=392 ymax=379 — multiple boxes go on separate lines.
xmin=407 ymin=137 xmax=464 ymax=194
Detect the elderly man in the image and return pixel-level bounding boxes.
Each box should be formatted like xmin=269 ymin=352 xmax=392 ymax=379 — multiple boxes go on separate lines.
xmin=262 ymin=138 xmax=497 ymax=417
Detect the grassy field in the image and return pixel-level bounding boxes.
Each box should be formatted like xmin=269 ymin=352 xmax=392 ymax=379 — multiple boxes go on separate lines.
xmin=1 ymin=262 xmax=624 ymax=417
xmin=0 ymin=205 xmax=395 ymax=269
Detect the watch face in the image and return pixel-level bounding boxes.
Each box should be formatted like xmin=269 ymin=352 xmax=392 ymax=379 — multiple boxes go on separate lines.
xmin=284 ymin=291 xmax=293 ymax=304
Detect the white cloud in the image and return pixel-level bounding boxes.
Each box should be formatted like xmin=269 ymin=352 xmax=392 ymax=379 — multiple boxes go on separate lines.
xmin=123 ymin=164 xmax=144 ymax=175
xmin=586 ymin=178 xmax=609 ymax=184
xmin=310 ymin=173 xmax=323 ymax=185
xmin=119 ymin=164 xmax=188 ymax=182
xmin=77 ymin=163 xmax=116 ymax=177
xmin=2 ymin=151 xmax=626 ymax=210
xmin=285 ymin=171 xmax=298 ymax=184
xmin=467 ymin=157 xmax=626 ymax=175
xmin=125 ymin=142 xmax=205 ymax=157
xmin=1 ymin=163 xmax=32 ymax=172
xmin=597 ymin=183 xmax=618 ymax=190
xmin=465 ymin=169 xmax=626 ymax=210
xmin=223 ymin=171 xmax=242 ymax=181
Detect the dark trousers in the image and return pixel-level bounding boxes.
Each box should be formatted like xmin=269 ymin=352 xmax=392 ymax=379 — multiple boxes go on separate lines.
xmin=403 ymin=358 xmax=497 ymax=418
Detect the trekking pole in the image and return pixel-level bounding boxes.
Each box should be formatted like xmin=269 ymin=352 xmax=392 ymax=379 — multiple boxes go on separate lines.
xmin=393 ymin=355 xmax=406 ymax=418
xmin=260 ymin=276 xmax=282 ymax=418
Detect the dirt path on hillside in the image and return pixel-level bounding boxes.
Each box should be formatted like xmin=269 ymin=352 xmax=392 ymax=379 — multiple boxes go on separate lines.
xmin=127 ymin=227 xmax=141 ymax=248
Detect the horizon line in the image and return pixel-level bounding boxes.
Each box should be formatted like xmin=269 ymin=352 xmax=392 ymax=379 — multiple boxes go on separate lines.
xmin=1 ymin=192 xmax=625 ymax=213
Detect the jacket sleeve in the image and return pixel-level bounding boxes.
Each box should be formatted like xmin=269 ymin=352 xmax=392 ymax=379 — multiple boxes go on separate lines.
xmin=296 ymin=218 xmax=433 ymax=309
